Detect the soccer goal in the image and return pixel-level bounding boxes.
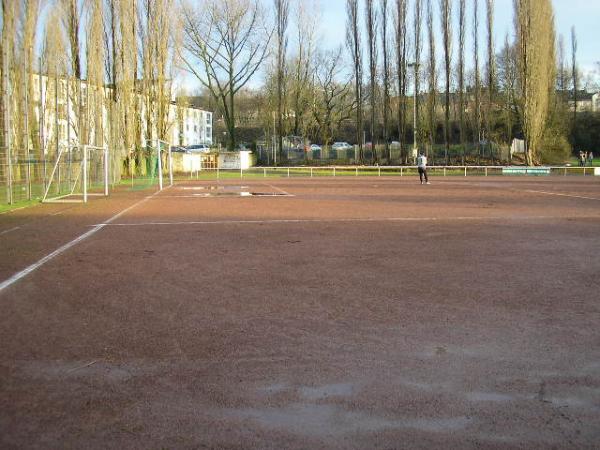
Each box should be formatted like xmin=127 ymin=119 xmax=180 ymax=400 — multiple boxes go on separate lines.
xmin=42 ymin=144 xmax=109 ymax=203
xmin=144 ymin=139 xmax=173 ymax=191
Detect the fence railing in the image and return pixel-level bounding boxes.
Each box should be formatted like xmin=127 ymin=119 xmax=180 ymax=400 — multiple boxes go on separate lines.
xmin=173 ymin=165 xmax=600 ymax=181
xmin=2 ymin=162 xmax=598 ymax=206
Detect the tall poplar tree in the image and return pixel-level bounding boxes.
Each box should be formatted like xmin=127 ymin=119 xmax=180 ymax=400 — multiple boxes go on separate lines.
xmin=515 ymin=0 xmax=557 ymax=165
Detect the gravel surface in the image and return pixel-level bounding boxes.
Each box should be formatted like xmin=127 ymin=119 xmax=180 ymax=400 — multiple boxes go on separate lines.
xmin=1 ymin=176 xmax=599 ymax=449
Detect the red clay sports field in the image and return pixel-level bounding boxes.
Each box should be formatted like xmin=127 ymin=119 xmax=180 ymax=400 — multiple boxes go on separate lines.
xmin=1 ymin=175 xmax=600 ymax=448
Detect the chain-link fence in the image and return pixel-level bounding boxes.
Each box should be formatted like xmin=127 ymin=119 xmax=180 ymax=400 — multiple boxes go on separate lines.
xmin=254 ymin=142 xmax=508 ymax=166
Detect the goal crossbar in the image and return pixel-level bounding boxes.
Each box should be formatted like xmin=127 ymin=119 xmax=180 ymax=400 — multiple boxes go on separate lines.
xmin=42 ymin=144 xmax=109 ymax=203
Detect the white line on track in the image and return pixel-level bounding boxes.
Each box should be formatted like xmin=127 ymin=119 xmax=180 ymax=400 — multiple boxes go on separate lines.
xmin=263 ymin=183 xmax=293 ymax=196
xmin=0 ymin=189 xmax=165 ymax=294
xmin=0 ymin=226 xmax=21 ymax=236
xmin=96 ymin=214 xmax=600 ymax=228
xmin=523 ymin=189 xmax=600 ymax=201
xmin=0 ymin=205 xmax=30 ymax=215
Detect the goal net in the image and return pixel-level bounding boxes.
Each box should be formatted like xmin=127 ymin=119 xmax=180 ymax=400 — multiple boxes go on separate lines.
xmin=130 ymin=140 xmax=173 ymax=191
xmin=42 ymin=145 xmax=109 ymax=203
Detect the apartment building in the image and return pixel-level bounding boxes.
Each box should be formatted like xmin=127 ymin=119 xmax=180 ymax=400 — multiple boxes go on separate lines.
xmin=26 ymin=74 xmax=212 ymax=152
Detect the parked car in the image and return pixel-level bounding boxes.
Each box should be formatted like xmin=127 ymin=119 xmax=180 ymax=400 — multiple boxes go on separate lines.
xmin=170 ymin=146 xmax=187 ymax=153
xmin=309 ymin=144 xmax=322 ymax=152
xmin=332 ymin=142 xmax=352 ymax=150
xmin=186 ymin=144 xmax=211 ymax=153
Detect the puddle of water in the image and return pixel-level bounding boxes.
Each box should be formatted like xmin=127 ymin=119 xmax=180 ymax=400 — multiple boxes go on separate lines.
xmin=467 ymin=391 xmax=515 ymax=403
xmin=224 ymin=403 xmax=471 ymax=437
xmin=300 ymin=383 xmax=354 ymax=400
xmin=189 ymin=191 xmax=289 ymax=197
xmin=183 ymin=185 xmax=249 ymax=191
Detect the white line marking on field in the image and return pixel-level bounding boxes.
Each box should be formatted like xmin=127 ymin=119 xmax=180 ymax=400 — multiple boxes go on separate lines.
xmin=0 ymin=226 xmax=21 ymax=236
xmin=523 ymin=190 xmax=600 ymax=201
xmin=97 ymin=214 xmax=600 ymax=228
xmin=0 ymin=189 xmax=165 ymax=294
xmin=0 ymin=205 xmax=30 ymax=215
xmin=263 ymin=183 xmax=293 ymax=196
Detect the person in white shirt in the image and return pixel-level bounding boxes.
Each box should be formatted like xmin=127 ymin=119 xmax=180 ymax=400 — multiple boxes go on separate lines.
xmin=417 ymin=152 xmax=430 ymax=184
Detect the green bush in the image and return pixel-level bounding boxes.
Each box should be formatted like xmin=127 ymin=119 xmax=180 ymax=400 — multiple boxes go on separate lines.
xmin=539 ymin=132 xmax=571 ymax=164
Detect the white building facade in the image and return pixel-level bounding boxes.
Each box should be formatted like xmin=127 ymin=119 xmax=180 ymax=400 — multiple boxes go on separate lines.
xmin=28 ymin=74 xmax=212 ymax=152
xmin=170 ymin=106 xmax=213 ymax=147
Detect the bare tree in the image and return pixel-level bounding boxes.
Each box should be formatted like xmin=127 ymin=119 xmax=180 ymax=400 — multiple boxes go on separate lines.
xmin=394 ymin=0 xmax=408 ymax=163
xmin=439 ymin=0 xmax=451 ymax=164
xmin=473 ymin=0 xmax=481 ymax=163
xmin=571 ymin=26 xmax=577 ymax=125
xmin=557 ymin=34 xmax=567 ymax=95
xmin=86 ymin=0 xmax=105 ymax=148
xmin=365 ymin=0 xmax=377 ymax=162
xmin=497 ymin=33 xmax=517 ymax=146
xmin=22 ymin=1 xmax=43 ymax=159
xmin=346 ymin=0 xmax=363 ymax=161
xmin=291 ymin=0 xmax=318 ymax=141
xmin=413 ymin=0 xmax=423 ymax=157
xmin=426 ymin=0 xmax=436 ymax=159
xmin=381 ymin=0 xmax=390 ymax=162
xmin=59 ymin=0 xmax=84 ymax=148
xmin=312 ymin=47 xmax=355 ymax=150
xmin=457 ymin=0 xmax=466 ymax=164
xmin=181 ymin=0 xmax=272 ymax=151
xmin=274 ymin=0 xmax=289 ymax=163
xmin=485 ymin=0 xmax=495 ymax=162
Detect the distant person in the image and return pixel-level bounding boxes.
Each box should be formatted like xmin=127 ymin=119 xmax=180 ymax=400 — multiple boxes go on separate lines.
xmin=579 ymin=151 xmax=585 ymax=167
xmin=417 ymin=152 xmax=430 ymax=185
xmin=588 ymin=151 xmax=594 ymax=166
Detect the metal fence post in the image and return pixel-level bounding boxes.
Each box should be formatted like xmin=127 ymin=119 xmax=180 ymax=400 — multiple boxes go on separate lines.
xmin=169 ymin=146 xmax=173 ymax=186
xmin=104 ymin=146 xmax=109 ymax=196
xmin=464 ymin=167 xmax=467 ymax=177
xmin=157 ymin=141 xmax=163 ymax=190
xmin=379 ymin=166 xmax=381 ymax=176
xmin=311 ymin=167 xmax=313 ymax=177
xmin=400 ymin=167 xmax=403 ymax=177
xmin=333 ymin=167 xmax=336 ymax=177
xmin=287 ymin=167 xmax=290 ymax=177
xmin=3 ymin=43 xmax=13 ymax=204
xmin=83 ymin=145 xmax=88 ymax=203
xmin=583 ymin=167 xmax=586 ymax=176
xmin=264 ymin=167 xmax=266 ymax=177
xmin=485 ymin=167 xmax=488 ymax=177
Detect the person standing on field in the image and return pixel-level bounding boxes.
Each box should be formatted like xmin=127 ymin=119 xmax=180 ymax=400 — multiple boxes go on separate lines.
xmin=588 ymin=151 xmax=594 ymax=166
xmin=418 ymin=152 xmax=430 ymax=184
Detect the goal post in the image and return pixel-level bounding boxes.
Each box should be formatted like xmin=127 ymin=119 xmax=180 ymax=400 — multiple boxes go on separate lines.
xmin=42 ymin=144 xmax=109 ymax=203
xmin=146 ymin=139 xmax=173 ymax=190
